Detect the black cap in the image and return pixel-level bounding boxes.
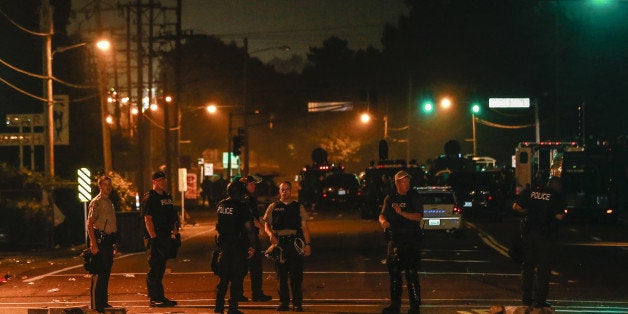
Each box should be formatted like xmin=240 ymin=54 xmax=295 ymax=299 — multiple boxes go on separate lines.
xmin=152 ymin=171 xmax=166 ymax=180
xmin=239 ymin=175 xmax=261 ymax=184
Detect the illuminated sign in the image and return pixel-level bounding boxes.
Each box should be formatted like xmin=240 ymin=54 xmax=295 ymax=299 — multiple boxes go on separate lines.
xmin=489 ymin=98 xmax=530 ymax=108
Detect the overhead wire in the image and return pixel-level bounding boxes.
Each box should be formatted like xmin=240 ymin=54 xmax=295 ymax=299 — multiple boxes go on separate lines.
xmin=0 ymin=77 xmax=48 ymax=102
xmin=0 ymin=7 xmax=48 ymax=36
xmin=0 ymin=55 xmax=47 ymax=79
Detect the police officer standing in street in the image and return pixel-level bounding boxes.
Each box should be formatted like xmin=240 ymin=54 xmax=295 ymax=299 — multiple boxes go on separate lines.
xmin=263 ymin=181 xmax=311 ymax=312
xmin=142 ymin=171 xmax=179 ymax=308
xmin=238 ymin=175 xmax=272 ymax=302
xmin=214 ymin=181 xmax=257 ymax=314
xmin=87 ymin=176 xmax=118 ymax=313
xmin=379 ymin=171 xmax=423 ymax=314
xmin=513 ymin=177 xmax=565 ymax=310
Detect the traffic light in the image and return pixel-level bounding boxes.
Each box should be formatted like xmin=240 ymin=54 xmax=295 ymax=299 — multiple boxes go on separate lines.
xmin=420 ymin=100 xmax=434 ymax=114
xmin=470 ymin=103 xmax=481 ymax=114
xmin=232 ymin=135 xmax=243 ymax=156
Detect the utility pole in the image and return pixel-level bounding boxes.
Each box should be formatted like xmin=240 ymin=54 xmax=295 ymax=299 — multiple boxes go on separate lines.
xmin=242 ymin=38 xmax=249 ymax=176
xmin=174 ymin=0 xmax=183 ymax=198
xmin=41 ymin=0 xmax=54 ymax=177
xmin=95 ymin=0 xmax=112 ymax=173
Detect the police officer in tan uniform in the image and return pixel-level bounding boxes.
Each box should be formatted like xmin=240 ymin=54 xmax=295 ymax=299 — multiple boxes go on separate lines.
xmin=87 ymin=176 xmax=118 ymax=313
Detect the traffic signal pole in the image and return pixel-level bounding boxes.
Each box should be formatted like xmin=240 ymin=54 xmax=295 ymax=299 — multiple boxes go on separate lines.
xmin=227 ymin=111 xmax=232 ymax=181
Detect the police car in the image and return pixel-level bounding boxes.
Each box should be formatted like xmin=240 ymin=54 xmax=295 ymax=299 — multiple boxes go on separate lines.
xmin=415 ymin=186 xmax=463 ymax=236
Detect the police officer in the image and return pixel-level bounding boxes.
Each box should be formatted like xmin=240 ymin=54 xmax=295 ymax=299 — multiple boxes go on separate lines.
xmin=263 ymin=181 xmax=311 ymax=312
xmin=142 ymin=171 xmax=179 ymax=308
xmin=87 ymin=176 xmax=118 ymax=313
xmin=214 ymin=181 xmax=257 ymax=314
xmin=237 ymin=175 xmax=272 ymax=302
xmin=513 ymin=177 xmax=565 ymax=309
xmin=379 ymin=171 xmax=423 ymax=314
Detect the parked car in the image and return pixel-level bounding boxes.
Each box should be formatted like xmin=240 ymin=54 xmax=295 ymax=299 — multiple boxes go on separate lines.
xmin=317 ymin=173 xmax=362 ymax=210
xmin=453 ymin=170 xmax=510 ymax=221
xmin=416 ymin=186 xmax=463 ymax=236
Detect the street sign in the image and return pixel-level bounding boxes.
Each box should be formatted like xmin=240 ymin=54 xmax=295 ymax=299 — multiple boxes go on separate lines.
xmin=222 ymin=152 xmax=240 ymax=168
xmin=489 ymin=98 xmax=530 ymax=108
xmin=185 ymin=173 xmax=197 ymax=199
xmin=204 ymin=163 xmax=214 ymax=176
xmin=77 ymin=168 xmax=92 ymax=203
xmin=0 ymin=133 xmax=46 ymax=146
xmin=178 ymin=168 xmax=188 ymax=192
xmin=5 ymin=113 xmax=45 ymax=127
xmin=2 ymin=95 xmax=70 ymax=146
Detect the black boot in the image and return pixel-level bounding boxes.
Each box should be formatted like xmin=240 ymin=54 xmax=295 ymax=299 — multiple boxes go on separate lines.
xmin=407 ymin=270 xmax=421 ymax=314
xmin=383 ymin=276 xmax=402 ymax=314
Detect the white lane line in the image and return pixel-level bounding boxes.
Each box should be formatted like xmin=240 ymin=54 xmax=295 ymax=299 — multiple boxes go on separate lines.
xmin=564 ymin=242 xmax=628 ymax=247
xmin=22 ymin=225 xmax=216 ymax=283
xmin=48 ymin=270 xmax=520 ymax=278
xmin=22 ymin=251 xmax=145 ymax=283
xmin=465 ymin=221 xmax=509 ymax=257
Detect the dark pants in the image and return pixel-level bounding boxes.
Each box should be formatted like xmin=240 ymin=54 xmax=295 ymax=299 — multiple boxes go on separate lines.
xmin=247 ymin=235 xmax=265 ymax=297
xmin=147 ymin=236 xmax=173 ymax=300
xmin=386 ymin=238 xmax=422 ymax=310
xmin=215 ymin=238 xmax=248 ymax=312
xmin=90 ymin=237 xmax=114 ymax=312
xmin=275 ymin=236 xmax=304 ymax=307
xmin=521 ymin=231 xmax=555 ymax=305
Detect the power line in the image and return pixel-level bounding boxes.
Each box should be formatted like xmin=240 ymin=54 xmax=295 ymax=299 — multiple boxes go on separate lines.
xmin=0 ymin=7 xmax=48 ymax=36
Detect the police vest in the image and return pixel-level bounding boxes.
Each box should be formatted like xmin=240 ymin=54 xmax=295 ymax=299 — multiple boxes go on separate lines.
xmin=271 ymin=201 xmax=301 ymax=231
xmin=216 ymin=198 xmax=247 ymax=237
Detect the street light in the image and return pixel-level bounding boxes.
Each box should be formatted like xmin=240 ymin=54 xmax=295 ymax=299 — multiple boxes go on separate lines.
xmin=45 ymin=36 xmax=111 ymax=176
xmin=242 ymin=38 xmax=290 ymax=176
xmin=205 ymin=104 xmax=242 ymax=181
xmin=359 ymin=112 xmax=389 ymax=140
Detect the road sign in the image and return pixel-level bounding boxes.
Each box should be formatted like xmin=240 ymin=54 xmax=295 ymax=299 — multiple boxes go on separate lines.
xmin=0 ymin=133 xmax=45 ymax=146
xmin=178 ymin=168 xmax=188 ymax=192
xmin=489 ymin=98 xmax=530 ymax=108
xmin=5 ymin=114 xmax=45 ymax=127
xmin=222 ymin=152 xmax=240 ymax=168
xmin=77 ymin=168 xmax=92 ymax=202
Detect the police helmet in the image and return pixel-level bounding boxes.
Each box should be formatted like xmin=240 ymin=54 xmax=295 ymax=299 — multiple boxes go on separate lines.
xmin=226 ymin=181 xmax=246 ymax=199
xmin=81 ymin=248 xmax=102 ymax=274
xmin=264 ymin=243 xmax=285 ymax=264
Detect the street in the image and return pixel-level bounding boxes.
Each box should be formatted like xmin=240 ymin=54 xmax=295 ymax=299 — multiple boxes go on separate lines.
xmin=1 ymin=207 xmax=627 ymax=313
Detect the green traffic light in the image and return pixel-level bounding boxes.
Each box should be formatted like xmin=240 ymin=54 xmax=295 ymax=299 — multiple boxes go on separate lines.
xmin=471 ymin=103 xmax=481 ymax=114
xmin=421 ymin=101 xmax=434 ymax=114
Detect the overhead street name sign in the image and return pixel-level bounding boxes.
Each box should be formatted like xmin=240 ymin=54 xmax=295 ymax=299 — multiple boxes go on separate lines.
xmin=5 ymin=113 xmax=45 ymax=127
xmin=489 ymin=98 xmax=530 ymax=108
xmin=0 ymin=133 xmax=45 ymax=146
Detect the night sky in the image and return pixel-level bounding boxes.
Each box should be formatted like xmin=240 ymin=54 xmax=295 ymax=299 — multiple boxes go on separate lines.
xmin=71 ymin=0 xmax=409 ymax=61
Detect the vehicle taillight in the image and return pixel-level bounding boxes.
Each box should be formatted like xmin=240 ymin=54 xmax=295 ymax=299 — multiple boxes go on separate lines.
xmin=322 ymin=193 xmax=327 ymax=198
xmin=487 ymin=195 xmax=493 ymax=201
xmin=606 ymin=208 xmax=614 ymax=215
xmin=453 ymin=205 xmax=462 ymax=214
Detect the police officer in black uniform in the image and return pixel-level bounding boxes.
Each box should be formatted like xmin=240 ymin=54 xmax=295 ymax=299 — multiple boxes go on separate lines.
xmin=142 ymin=171 xmax=179 ymax=308
xmin=263 ymin=181 xmax=311 ymax=312
xmin=513 ymin=176 xmax=565 ymax=309
xmin=214 ymin=181 xmax=257 ymax=314
xmin=237 ymin=175 xmax=272 ymax=302
xmin=379 ymin=171 xmax=423 ymax=314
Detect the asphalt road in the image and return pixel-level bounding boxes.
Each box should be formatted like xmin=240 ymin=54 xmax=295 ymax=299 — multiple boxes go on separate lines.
xmin=1 ymin=207 xmax=627 ymax=313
